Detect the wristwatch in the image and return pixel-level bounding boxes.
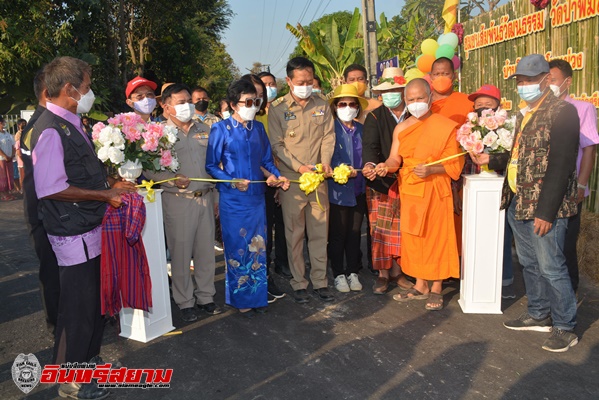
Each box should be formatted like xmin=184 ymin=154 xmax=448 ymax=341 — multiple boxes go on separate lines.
xmin=231 ymin=182 xmax=237 ymax=189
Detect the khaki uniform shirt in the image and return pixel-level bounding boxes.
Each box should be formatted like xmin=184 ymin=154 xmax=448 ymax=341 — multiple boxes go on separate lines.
xmin=144 ymin=120 xmax=214 ymax=193
xmin=192 ymin=112 xmax=221 ymax=128
xmin=267 ymin=93 xmax=335 ymax=179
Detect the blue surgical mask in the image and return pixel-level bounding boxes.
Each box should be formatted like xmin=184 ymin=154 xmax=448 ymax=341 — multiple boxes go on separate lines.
xmin=266 ymin=86 xmax=278 ymax=102
xmin=381 ymin=92 xmax=402 ymax=109
xmin=517 ymin=75 xmax=547 ymax=103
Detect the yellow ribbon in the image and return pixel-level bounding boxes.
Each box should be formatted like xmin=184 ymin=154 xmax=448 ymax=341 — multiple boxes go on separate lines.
xmin=422 ymin=151 xmax=467 ymax=167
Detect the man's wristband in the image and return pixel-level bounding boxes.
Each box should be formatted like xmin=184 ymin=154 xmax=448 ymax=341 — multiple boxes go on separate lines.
xmin=578 ymin=183 xmax=588 ymax=190
xmin=363 ymin=162 xmax=377 ymax=169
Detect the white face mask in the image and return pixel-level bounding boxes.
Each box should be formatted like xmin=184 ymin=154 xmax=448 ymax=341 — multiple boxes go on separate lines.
xmin=236 ymin=105 xmax=259 ymax=122
xmin=172 ymin=103 xmax=195 ymax=123
xmin=293 ymin=84 xmax=313 ymax=99
xmin=336 ymin=107 xmax=358 ymax=122
xmin=72 ymin=87 xmax=95 ymax=114
xmin=133 ymin=97 xmax=157 ymax=115
xmin=222 ymin=111 xmax=231 ymax=119
xmin=550 ymin=81 xmax=566 ymax=97
xmin=407 ymin=101 xmax=430 ymax=119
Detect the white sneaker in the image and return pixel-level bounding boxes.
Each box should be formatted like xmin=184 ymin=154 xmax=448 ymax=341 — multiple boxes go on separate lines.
xmin=334 ymin=275 xmax=350 ymax=293
xmin=347 ymin=273 xmax=363 ymax=291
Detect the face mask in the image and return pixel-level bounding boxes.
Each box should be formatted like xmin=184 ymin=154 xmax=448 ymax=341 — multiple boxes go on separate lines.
xmin=133 ymin=97 xmax=157 ymax=115
xmin=431 ymin=76 xmax=453 ymax=94
xmin=475 ymin=107 xmax=499 ymax=117
xmin=172 ymin=103 xmax=195 ymax=123
xmin=381 ymin=92 xmax=402 ymax=109
xmin=352 ymin=82 xmax=367 ymax=96
xmin=336 ymin=107 xmax=358 ymax=122
xmin=312 ymin=88 xmax=321 ymax=95
xmin=518 ymin=75 xmax=547 ymax=103
xmin=407 ymin=101 xmax=430 ymax=119
xmin=293 ymin=85 xmax=313 ymax=99
xmin=72 ymin=87 xmax=95 ymax=114
xmin=550 ymin=81 xmax=566 ymax=97
xmin=266 ymin=87 xmax=278 ymax=102
xmin=236 ymin=105 xmax=259 ymax=121
xmin=222 ymin=111 xmax=231 ymax=119
xmin=194 ymin=100 xmax=209 ymax=112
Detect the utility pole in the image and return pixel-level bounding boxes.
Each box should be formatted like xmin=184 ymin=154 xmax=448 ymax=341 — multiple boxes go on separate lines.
xmin=362 ymin=0 xmax=379 ymax=92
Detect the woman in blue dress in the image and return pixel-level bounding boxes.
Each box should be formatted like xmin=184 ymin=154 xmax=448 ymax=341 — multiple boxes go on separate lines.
xmin=206 ymin=79 xmax=289 ymax=316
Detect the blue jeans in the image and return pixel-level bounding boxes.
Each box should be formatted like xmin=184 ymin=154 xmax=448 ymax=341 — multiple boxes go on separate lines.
xmin=502 ymin=213 xmax=514 ymax=286
xmin=507 ymin=199 xmax=577 ymax=331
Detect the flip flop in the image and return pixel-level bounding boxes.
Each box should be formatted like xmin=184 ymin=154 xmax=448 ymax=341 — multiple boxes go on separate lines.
xmin=393 ymin=288 xmax=429 ymax=302
xmin=390 ymin=275 xmax=415 ymax=291
xmin=425 ymin=292 xmax=444 ymax=311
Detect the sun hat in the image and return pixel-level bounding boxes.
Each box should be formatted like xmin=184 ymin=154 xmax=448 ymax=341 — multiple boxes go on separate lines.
xmin=125 ymin=77 xmax=157 ymax=98
xmin=156 ymin=83 xmax=175 ymax=101
xmin=507 ymin=54 xmax=549 ymax=79
xmin=468 ymin=84 xmax=501 ymax=102
xmin=328 ymin=84 xmax=369 ymax=110
xmin=372 ymin=67 xmax=406 ymax=92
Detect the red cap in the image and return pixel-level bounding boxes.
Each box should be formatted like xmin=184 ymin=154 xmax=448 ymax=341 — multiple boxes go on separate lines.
xmin=468 ymin=84 xmax=501 ymax=102
xmin=125 ymin=77 xmax=158 ymax=98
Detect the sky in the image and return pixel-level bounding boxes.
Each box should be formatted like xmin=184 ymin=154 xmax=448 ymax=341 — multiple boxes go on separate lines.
xmin=222 ymin=0 xmax=407 ymax=79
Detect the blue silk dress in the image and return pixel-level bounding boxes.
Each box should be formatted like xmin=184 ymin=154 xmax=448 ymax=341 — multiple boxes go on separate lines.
xmin=206 ymin=117 xmax=281 ymax=309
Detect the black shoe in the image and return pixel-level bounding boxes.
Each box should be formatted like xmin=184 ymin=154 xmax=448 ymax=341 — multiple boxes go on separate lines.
xmin=504 ymin=313 xmax=552 ymax=332
xmin=268 ymin=277 xmax=286 ymax=299
xmin=197 ymin=302 xmax=223 ymax=315
xmin=58 ymin=382 xmax=109 ymax=399
xmin=274 ymin=263 xmax=293 ymax=279
xmin=293 ymin=289 xmax=310 ymax=304
xmin=542 ymin=328 xmax=578 ymax=352
xmin=180 ymin=307 xmax=198 ymax=322
xmin=254 ymin=307 xmax=268 ymax=314
xmin=501 ymin=284 xmax=516 ymax=299
xmin=314 ymin=287 xmax=335 ymax=302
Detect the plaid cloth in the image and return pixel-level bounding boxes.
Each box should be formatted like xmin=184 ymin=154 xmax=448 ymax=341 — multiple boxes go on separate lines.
xmin=367 ymin=187 xmax=400 ymax=270
xmin=101 ymin=193 xmax=152 ymax=316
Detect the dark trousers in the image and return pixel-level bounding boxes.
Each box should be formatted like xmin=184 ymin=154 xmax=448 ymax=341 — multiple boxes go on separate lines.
xmin=53 ymin=256 xmax=104 ymax=364
xmin=328 ymin=194 xmax=366 ymax=277
xmin=564 ymin=203 xmax=582 ymax=292
xmin=31 ymin=222 xmax=61 ymax=331
xmin=265 ymin=186 xmax=288 ymax=270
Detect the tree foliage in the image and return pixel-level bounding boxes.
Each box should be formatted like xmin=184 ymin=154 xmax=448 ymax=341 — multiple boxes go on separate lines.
xmin=0 ymin=0 xmax=237 ymax=115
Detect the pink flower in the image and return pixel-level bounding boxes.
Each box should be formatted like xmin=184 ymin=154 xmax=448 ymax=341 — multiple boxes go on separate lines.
xmin=160 ymin=149 xmax=173 ymax=167
xmin=141 ymin=134 xmax=159 ymax=152
xmin=120 ymin=112 xmax=144 ymax=127
xmin=483 ymin=116 xmax=499 ymax=130
xmin=467 ymin=112 xmax=478 ymax=123
xmin=495 ymin=109 xmax=507 ymax=125
xmin=146 ymin=123 xmax=164 ymax=139
xmin=472 ymin=140 xmax=484 ymax=154
xmin=107 ymin=114 xmax=123 ymax=126
xmin=91 ymin=122 xmax=105 ymax=140
xmin=481 ymin=109 xmax=494 ymax=118
xmin=122 ymin=125 xmax=142 ymax=142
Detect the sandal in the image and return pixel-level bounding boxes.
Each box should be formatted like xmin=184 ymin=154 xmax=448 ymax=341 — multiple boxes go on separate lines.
xmin=390 ymin=275 xmax=415 ymax=291
xmin=393 ymin=288 xmax=429 ymax=302
xmin=425 ymin=292 xmax=444 ymax=311
xmin=372 ymin=277 xmax=389 ymax=295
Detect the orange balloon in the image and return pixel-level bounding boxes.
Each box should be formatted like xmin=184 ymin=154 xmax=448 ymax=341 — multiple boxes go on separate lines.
xmin=417 ymin=54 xmax=435 ymax=73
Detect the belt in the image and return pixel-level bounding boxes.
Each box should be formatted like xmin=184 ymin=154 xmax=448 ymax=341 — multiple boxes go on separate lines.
xmin=169 ymin=188 xmax=214 ymax=199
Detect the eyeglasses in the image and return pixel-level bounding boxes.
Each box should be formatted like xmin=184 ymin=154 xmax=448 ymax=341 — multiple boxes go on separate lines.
xmin=337 ymin=101 xmax=359 ymax=109
xmin=237 ymin=98 xmax=262 ymax=108
xmin=131 ymin=92 xmax=156 ymax=101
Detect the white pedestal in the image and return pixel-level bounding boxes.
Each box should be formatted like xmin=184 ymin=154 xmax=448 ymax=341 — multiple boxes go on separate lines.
xmin=458 ymin=173 xmax=505 ymax=314
xmin=119 ymin=189 xmax=174 ymax=342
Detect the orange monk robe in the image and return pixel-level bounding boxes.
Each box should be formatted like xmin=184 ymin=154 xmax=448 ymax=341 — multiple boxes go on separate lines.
xmin=398 ymin=114 xmax=464 ymax=281
xmin=430 ymin=91 xmax=473 ymax=125
xmin=431 ymin=91 xmax=474 ymax=255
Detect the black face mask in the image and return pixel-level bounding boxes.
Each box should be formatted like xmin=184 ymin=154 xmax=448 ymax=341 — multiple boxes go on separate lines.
xmin=195 ymin=100 xmax=209 ymax=112
xmin=474 ymin=106 xmax=499 ymax=117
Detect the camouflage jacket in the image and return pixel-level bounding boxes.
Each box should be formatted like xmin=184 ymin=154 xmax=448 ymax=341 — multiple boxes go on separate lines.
xmin=500 ymin=90 xmax=580 ymax=221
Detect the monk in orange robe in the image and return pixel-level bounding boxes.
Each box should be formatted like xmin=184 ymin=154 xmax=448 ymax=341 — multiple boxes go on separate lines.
xmin=375 ymin=78 xmax=464 ymax=310
xmin=430 ymin=57 xmax=474 ymax=254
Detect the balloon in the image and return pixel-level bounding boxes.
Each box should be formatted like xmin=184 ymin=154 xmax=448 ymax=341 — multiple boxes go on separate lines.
xmin=437 ymin=34 xmax=446 ymax=45
xmin=435 ymin=44 xmax=455 ymax=60
xmin=439 ymin=32 xmax=459 ymax=49
xmin=404 ymin=68 xmax=425 ymax=82
xmin=452 ymin=55 xmax=461 ymax=70
xmin=421 ymin=39 xmax=439 ymax=56
xmin=416 ymin=54 xmax=436 ymax=73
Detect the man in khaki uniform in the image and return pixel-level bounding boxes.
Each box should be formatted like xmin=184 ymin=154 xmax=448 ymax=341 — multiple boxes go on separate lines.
xmin=144 ymin=83 xmax=221 ymax=322
xmin=268 ymin=57 xmax=336 ymax=303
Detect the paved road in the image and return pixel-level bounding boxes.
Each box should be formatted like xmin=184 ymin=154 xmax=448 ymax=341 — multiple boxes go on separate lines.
xmin=1 ymin=197 xmax=598 ymax=399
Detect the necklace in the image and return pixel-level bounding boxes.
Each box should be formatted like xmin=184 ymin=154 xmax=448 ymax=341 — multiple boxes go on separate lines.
xmin=231 ymin=118 xmax=253 ymax=130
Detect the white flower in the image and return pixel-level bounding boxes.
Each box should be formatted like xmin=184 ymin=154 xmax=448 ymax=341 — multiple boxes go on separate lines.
xmin=472 ymin=130 xmax=482 ymax=140
xmin=98 ymin=127 xmax=113 ymax=145
xmin=107 ymin=147 xmax=125 ymax=164
xmin=168 ymin=157 xmax=179 ymax=171
xmin=164 ymin=126 xmax=177 ymax=144
xmin=467 ymin=112 xmax=478 ymax=123
xmin=482 ymin=131 xmax=498 ymax=147
xmin=110 ymin=127 xmax=125 ymax=149
xmin=97 ymin=145 xmax=110 ymax=162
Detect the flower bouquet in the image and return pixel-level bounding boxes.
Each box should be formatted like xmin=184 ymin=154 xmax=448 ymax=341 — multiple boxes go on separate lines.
xmin=91 ymin=113 xmax=179 ymax=181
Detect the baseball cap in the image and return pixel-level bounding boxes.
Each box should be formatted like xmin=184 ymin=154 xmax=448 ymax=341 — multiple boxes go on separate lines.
xmin=125 ymin=77 xmax=158 ymax=98
xmin=468 ymin=84 xmax=501 ymax=102
xmin=507 ymin=54 xmax=549 ymax=79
